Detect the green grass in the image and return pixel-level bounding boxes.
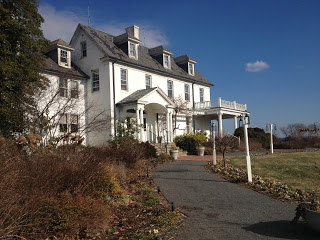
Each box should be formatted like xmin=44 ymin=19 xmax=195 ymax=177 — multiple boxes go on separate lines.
xmin=230 ymin=151 xmax=320 ymax=196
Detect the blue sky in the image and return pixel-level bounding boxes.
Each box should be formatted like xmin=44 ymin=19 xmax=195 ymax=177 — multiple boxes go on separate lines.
xmin=39 ymin=0 xmax=320 ymax=136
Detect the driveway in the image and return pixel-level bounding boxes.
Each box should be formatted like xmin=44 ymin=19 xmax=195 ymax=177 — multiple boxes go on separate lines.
xmin=152 ymin=160 xmax=319 ymax=240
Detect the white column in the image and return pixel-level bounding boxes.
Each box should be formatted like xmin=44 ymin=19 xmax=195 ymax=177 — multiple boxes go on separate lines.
xmin=270 ymin=124 xmax=274 ymax=154
xmin=136 ymin=108 xmax=140 ymax=140
xmin=166 ymin=110 xmax=170 ymax=142
xmin=150 ymin=124 xmax=153 ymax=143
xmin=140 ymin=108 xmax=144 ymax=142
xmin=218 ymin=113 xmax=223 ymax=137
xmin=155 ymin=121 xmax=158 ymax=143
xmin=170 ymin=112 xmax=173 ymax=142
xmin=234 ymin=116 xmax=238 ymax=131
xmin=243 ymin=115 xmax=252 ymax=182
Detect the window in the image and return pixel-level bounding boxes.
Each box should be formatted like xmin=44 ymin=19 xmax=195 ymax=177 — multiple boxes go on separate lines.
xmin=188 ymin=63 xmax=194 ymax=75
xmin=70 ymin=80 xmax=78 ymax=98
xmin=129 ymin=42 xmax=136 ymax=58
xmin=70 ymin=115 xmax=79 ymax=133
xmin=164 ymin=54 xmax=169 ymax=68
xmin=92 ymin=70 xmax=99 ymax=92
xmin=59 ymin=114 xmax=68 ymax=132
xmin=81 ymin=41 xmax=87 ymax=57
xmin=60 ymin=50 xmax=68 ymax=63
xmin=200 ymin=88 xmax=204 ymax=102
xmin=167 ymin=80 xmax=173 ymax=98
xmin=185 ymin=84 xmax=190 ymax=101
xmin=59 ymin=78 xmax=68 ymax=97
xmin=145 ymin=75 xmax=151 ymax=89
xmin=121 ymin=69 xmax=128 ymax=90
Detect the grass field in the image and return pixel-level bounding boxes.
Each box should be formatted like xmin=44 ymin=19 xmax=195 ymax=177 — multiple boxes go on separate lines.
xmin=230 ymin=151 xmax=320 ymax=196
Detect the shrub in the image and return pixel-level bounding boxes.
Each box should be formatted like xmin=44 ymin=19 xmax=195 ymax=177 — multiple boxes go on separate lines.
xmin=174 ymin=132 xmax=207 ymax=154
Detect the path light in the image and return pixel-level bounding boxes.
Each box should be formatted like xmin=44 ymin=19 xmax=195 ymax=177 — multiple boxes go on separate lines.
xmin=239 ymin=114 xmax=252 ymax=182
xmin=266 ymin=124 xmax=277 ymax=154
xmin=211 ymin=122 xmax=217 ymax=165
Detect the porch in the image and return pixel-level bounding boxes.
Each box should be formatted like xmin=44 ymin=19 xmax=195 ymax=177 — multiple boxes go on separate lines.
xmin=194 ymin=97 xmax=248 ymax=137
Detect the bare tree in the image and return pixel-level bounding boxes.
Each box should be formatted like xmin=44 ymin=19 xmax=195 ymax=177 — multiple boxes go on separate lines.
xmin=215 ymin=135 xmax=237 ymax=167
xmin=29 ymin=78 xmax=110 ymax=147
xmin=172 ymin=96 xmax=194 ymax=133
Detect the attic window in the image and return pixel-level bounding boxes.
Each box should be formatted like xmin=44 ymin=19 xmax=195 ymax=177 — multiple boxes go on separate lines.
xmin=188 ymin=63 xmax=194 ymax=75
xmin=81 ymin=41 xmax=87 ymax=57
xmin=164 ymin=54 xmax=170 ymax=68
xmin=129 ymin=42 xmax=137 ymax=58
xmin=60 ymin=50 xmax=68 ymax=63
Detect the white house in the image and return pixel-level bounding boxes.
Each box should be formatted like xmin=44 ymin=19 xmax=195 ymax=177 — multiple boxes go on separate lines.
xmin=43 ymin=24 xmax=248 ymax=146
xmin=41 ymin=39 xmax=88 ymax=145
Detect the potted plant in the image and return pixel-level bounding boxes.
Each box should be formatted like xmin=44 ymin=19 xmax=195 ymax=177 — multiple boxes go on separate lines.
xmin=170 ymin=146 xmax=179 ymax=160
xmin=196 ymin=144 xmax=205 ymax=156
xmin=292 ymin=202 xmax=320 ymax=232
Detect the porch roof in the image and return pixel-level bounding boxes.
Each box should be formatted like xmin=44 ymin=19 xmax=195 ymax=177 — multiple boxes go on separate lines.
xmin=116 ymin=87 xmax=175 ymax=107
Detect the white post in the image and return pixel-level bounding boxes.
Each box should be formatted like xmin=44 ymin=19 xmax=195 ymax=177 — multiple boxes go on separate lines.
xmin=155 ymin=121 xmax=158 ymax=143
xmin=150 ymin=124 xmax=153 ymax=143
xmin=136 ymin=108 xmax=140 ymax=140
xmin=270 ymin=123 xmax=274 ymax=154
xmin=212 ymin=122 xmax=216 ymax=165
xmin=140 ymin=108 xmax=144 ymax=142
xmin=218 ymin=97 xmax=222 ymax=107
xmin=234 ymin=116 xmax=238 ymax=131
xmin=166 ymin=112 xmax=170 ymax=143
xmin=242 ymin=115 xmax=252 ymax=182
xmin=218 ymin=113 xmax=223 ymax=137
xmin=170 ymin=112 xmax=173 ymax=142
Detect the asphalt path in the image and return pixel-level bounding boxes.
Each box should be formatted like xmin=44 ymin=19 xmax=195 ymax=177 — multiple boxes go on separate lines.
xmin=152 ymin=160 xmax=319 ymax=240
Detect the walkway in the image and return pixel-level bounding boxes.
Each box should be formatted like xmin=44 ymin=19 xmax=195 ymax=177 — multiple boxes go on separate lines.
xmin=152 ymin=160 xmax=319 ymax=240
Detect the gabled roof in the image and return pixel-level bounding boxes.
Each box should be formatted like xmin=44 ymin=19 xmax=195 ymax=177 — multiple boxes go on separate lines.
xmin=70 ymin=24 xmax=213 ymax=87
xmin=116 ymin=87 xmax=175 ymax=106
xmin=44 ymin=55 xmax=89 ymax=79
xmin=174 ymin=55 xmax=197 ymax=64
xmin=49 ymin=38 xmax=74 ymax=51
xmin=149 ymin=45 xmax=173 ymax=56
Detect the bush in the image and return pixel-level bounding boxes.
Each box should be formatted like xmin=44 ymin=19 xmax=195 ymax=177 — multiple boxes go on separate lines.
xmin=174 ymin=132 xmax=207 ymax=154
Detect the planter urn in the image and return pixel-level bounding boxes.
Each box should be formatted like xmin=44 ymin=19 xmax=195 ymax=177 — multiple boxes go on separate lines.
xmin=196 ymin=146 xmax=205 ymax=156
xmin=170 ymin=150 xmax=179 ymax=160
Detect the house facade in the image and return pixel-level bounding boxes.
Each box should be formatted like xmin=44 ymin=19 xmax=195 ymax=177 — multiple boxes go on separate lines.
xmin=43 ymin=24 xmax=248 ymax=146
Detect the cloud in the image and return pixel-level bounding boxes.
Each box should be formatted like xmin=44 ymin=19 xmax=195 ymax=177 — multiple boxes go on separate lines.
xmin=39 ymin=3 xmax=84 ymax=42
xmin=39 ymin=3 xmax=169 ymax=47
xmin=246 ymin=61 xmax=270 ymax=72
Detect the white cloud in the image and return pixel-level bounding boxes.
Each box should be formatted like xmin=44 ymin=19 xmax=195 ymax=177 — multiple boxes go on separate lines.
xmin=246 ymin=61 xmax=270 ymax=72
xmin=39 ymin=3 xmax=84 ymax=42
xmin=39 ymin=3 xmax=169 ymax=47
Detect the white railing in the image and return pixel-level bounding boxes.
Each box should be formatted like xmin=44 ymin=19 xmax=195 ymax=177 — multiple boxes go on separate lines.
xmin=194 ymin=97 xmax=247 ymax=111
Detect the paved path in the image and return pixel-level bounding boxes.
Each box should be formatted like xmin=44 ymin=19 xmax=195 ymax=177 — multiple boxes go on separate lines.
xmin=152 ymin=160 xmax=319 ymax=240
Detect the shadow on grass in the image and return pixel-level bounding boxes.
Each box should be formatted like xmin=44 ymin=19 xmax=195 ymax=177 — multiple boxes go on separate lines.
xmin=243 ymin=220 xmax=319 ymax=240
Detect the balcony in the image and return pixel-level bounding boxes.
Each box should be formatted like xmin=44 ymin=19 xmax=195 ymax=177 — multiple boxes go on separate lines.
xmin=194 ymin=97 xmax=247 ymax=111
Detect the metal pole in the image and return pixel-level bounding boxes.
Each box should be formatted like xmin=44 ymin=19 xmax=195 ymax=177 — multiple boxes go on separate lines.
xmin=270 ymin=123 xmax=274 ymax=154
xmin=243 ymin=115 xmax=252 ymax=182
xmin=212 ymin=122 xmax=216 ymax=165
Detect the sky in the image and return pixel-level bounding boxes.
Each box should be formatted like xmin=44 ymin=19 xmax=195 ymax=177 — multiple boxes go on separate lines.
xmin=38 ymin=0 xmax=320 ymax=136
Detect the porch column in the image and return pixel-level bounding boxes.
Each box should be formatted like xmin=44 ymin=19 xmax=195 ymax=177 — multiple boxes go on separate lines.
xmin=234 ymin=116 xmax=238 ymax=131
xmin=136 ymin=108 xmax=140 ymax=140
xmin=166 ymin=111 xmax=170 ymax=143
xmin=150 ymin=124 xmax=153 ymax=143
xmin=169 ymin=112 xmax=173 ymax=142
xmin=140 ymin=108 xmax=145 ymax=142
xmin=218 ymin=113 xmax=223 ymax=137
xmin=154 ymin=121 xmax=158 ymax=143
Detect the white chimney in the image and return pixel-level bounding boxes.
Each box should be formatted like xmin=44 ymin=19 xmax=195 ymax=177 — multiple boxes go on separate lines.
xmin=126 ymin=25 xmax=139 ymax=40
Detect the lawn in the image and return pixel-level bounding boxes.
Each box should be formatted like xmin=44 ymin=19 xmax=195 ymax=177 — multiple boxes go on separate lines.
xmin=230 ymin=151 xmax=320 ymax=196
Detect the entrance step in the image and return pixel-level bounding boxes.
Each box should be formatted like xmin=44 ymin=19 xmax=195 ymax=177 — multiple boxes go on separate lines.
xmin=151 ymin=143 xmax=188 ymax=157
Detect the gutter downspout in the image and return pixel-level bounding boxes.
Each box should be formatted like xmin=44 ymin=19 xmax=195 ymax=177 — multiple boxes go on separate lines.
xmin=192 ymin=81 xmax=195 ymax=133
xmin=112 ymin=60 xmax=117 ymax=137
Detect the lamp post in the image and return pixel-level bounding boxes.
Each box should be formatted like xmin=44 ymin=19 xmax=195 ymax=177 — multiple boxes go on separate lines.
xmin=212 ymin=122 xmax=216 ymax=165
xmin=239 ymin=114 xmax=252 ymax=182
xmin=270 ymin=124 xmax=274 ymax=154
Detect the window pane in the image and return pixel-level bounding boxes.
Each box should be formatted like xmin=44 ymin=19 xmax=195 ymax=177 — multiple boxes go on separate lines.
xmin=92 ymin=71 xmax=99 ymax=91
xmin=189 ymin=63 xmax=194 ymax=75
xmin=129 ymin=43 xmax=136 ymax=57
xmin=164 ymin=55 xmax=169 ymax=68
xmin=145 ymin=75 xmax=151 ymax=89
xmin=121 ymin=69 xmax=127 ymax=90
xmin=167 ymin=80 xmax=173 ymax=97
xmin=185 ymin=85 xmax=189 ymax=101
xmin=81 ymin=42 xmax=87 ymax=57
xmin=61 ymin=50 xmax=67 ymax=63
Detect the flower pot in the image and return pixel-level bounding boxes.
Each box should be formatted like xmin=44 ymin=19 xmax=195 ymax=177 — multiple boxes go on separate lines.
xmin=196 ymin=146 xmax=205 ymax=156
xmin=304 ymin=209 xmax=320 ymax=232
xmin=170 ymin=150 xmax=179 ymax=160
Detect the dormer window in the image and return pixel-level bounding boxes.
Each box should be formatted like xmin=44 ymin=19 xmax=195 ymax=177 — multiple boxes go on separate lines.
xmin=129 ymin=42 xmax=136 ymax=58
xmin=188 ymin=63 xmax=194 ymax=75
xmin=60 ymin=50 xmax=68 ymax=63
xmin=164 ymin=54 xmax=170 ymax=68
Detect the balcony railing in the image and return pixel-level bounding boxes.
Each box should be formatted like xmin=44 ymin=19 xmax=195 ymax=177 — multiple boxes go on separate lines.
xmin=194 ymin=97 xmax=247 ymax=111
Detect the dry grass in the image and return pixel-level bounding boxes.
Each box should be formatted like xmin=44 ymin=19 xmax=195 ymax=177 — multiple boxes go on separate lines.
xmin=230 ymin=151 xmax=320 ymax=196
